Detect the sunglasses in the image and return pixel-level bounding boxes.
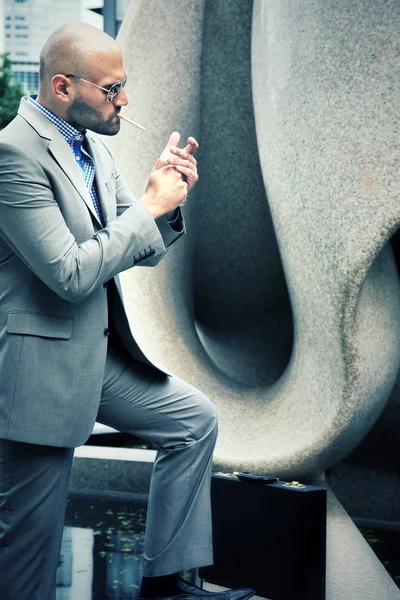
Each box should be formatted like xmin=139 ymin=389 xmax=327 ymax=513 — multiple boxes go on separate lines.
xmin=66 ymin=73 xmax=127 ymax=102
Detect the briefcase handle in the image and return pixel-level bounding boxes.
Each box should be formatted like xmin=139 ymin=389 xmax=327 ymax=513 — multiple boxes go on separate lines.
xmin=237 ymin=472 xmax=279 ymax=484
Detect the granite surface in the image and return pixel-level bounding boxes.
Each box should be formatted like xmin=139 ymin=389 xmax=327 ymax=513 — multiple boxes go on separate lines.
xmin=105 ymin=0 xmax=400 ymax=480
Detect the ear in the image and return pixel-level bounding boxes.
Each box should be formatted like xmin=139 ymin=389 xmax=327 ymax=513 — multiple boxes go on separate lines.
xmin=51 ymin=74 xmax=73 ymax=103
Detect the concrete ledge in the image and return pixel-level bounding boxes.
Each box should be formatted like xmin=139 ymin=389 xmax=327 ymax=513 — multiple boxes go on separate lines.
xmin=326 ymin=489 xmax=400 ymax=599
xmin=70 ymin=446 xmax=156 ymax=494
xmin=92 ymin=423 xmax=118 ymax=435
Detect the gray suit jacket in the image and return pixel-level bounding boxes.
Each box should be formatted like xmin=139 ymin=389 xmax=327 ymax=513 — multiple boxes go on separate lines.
xmin=0 ymin=97 xmax=184 ymax=447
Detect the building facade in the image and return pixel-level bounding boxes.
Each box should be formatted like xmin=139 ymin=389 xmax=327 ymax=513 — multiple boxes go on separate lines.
xmin=1 ymin=0 xmax=130 ymax=93
xmin=3 ymin=0 xmax=81 ymax=92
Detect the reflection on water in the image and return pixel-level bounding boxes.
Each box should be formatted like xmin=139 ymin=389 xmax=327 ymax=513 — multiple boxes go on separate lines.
xmin=105 ymin=533 xmax=144 ymax=598
xmin=56 ymin=528 xmax=144 ymax=599
xmin=59 ymin=492 xmax=147 ymax=599
xmin=359 ymin=526 xmax=400 ymax=588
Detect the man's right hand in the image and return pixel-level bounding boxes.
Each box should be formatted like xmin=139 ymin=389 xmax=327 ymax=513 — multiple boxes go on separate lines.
xmin=140 ymin=164 xmax=188 ymax=220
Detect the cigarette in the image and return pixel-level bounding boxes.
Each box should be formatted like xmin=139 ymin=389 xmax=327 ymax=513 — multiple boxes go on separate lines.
xmin=117 ymin=113 xmax=146 ymax=131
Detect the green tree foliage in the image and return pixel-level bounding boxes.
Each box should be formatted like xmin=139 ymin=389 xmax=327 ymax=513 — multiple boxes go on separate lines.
xmin=0 ymin=53 xmax=24 ymax=130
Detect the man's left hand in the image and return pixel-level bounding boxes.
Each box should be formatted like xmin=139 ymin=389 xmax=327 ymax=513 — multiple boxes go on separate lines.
xmin=153 ymin=132 xmax=199 ymax=192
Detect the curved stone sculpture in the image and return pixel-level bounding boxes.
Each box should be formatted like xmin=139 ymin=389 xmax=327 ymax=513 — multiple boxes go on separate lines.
xmin=108 ymin=0 xmax=400 ymax=478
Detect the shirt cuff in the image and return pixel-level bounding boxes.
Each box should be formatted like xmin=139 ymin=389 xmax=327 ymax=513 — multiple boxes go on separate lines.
xmin=167 ymin=207 xmax=182 ymax=224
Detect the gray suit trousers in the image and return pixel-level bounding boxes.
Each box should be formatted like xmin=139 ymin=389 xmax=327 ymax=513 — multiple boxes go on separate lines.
xmin=0 ymin=338 xmax=217 ymax=600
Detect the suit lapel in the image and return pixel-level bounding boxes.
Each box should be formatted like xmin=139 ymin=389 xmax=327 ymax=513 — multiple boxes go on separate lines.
xmin=18 ymin=97 xmax=103 ymax=227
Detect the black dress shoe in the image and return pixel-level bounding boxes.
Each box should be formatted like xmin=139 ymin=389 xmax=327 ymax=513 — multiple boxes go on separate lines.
xmin=138 ymin=578 xmax=255 ymax=600
xmin=177 ymin=578 xmax=255 ymax=600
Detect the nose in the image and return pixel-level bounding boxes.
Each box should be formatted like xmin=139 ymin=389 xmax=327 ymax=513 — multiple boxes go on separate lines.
xmin=114 ymin=88 xmax=128 ymax=107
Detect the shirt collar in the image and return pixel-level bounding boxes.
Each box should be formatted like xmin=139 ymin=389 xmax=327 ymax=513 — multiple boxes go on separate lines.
xmin=28 ymin=94 xmax=85 ymax=144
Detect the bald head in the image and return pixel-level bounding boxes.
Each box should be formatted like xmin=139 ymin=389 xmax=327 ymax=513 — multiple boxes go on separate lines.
xmin=36 ymin=22 xmax=128 ymax=135
xmin=39 ymin=22 xmax=121 ymax=92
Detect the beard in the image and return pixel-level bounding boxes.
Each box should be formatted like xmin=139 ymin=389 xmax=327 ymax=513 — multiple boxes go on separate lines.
xmin=66 ymin=95 xmax=120 ymax=136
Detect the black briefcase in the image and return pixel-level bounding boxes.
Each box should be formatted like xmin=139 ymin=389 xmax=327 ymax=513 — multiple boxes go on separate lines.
xmin=199 ymin=472 xmax=326 ymax=600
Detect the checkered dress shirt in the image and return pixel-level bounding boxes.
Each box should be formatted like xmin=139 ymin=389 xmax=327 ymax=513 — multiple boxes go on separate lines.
xmin=28 ymin=95 xmax=104 ymax=224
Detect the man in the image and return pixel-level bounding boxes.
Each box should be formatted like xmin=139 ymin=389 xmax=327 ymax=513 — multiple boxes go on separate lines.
xmin=0 ymin=22 xmax=254 ymax=600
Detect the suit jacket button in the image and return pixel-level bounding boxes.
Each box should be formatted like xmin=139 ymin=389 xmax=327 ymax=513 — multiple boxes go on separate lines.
xmin=104 ymin=327 xmax=110 ymax=336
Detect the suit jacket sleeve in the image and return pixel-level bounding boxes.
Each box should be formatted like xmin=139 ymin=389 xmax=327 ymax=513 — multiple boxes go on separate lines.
xmin=111 ymin=153 xmax=186 ymax=258
xmin=0 ymin=142 xmax=179 ymax=302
